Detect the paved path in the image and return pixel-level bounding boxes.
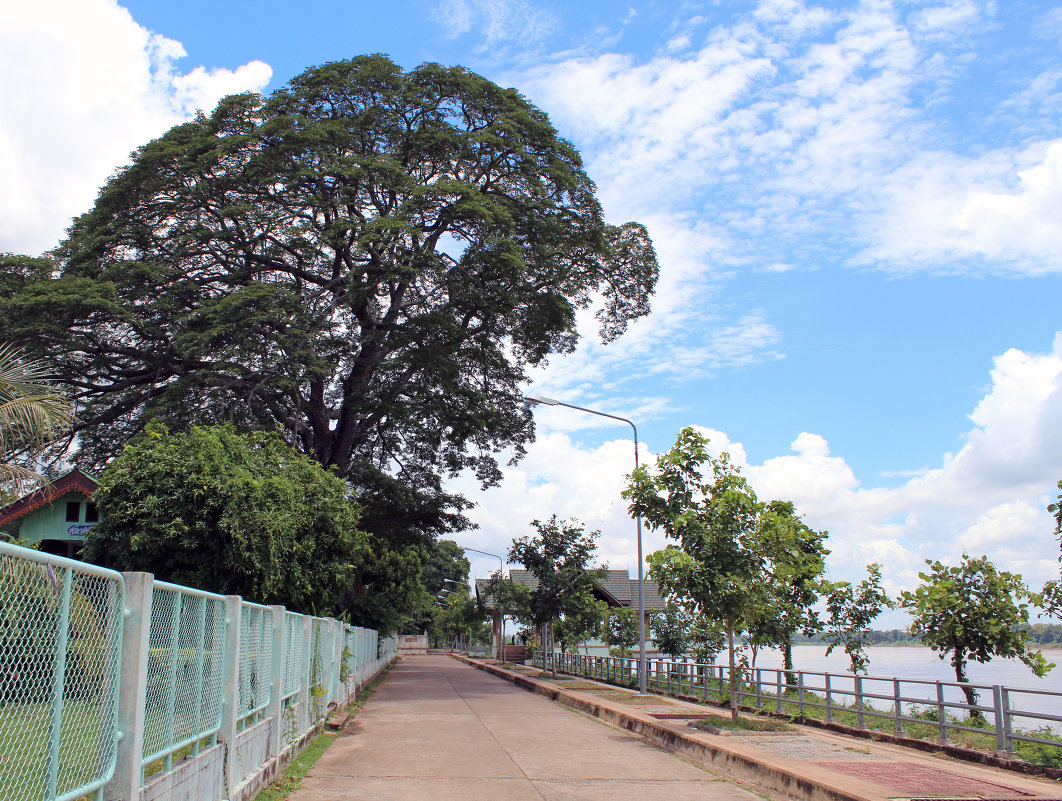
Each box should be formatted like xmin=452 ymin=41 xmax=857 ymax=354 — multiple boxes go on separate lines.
xmin=289 ymin=655 xmax=764 ymax=801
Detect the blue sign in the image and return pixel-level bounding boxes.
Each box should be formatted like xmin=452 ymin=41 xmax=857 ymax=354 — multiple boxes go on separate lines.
xmin=67 ymin=524 xmax=93 ymax=538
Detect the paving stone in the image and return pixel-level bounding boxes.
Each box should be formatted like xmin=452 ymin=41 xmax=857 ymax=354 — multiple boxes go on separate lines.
xmin=814 ymin=762 xmax=1038 ymax=797
xmin=722 ymin=734 xmax=889 ymax=760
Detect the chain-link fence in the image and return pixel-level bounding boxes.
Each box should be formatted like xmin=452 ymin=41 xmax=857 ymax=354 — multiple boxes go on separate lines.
xmin=141 ymin=582 xmax=226 ymax=774
xmin=0 ymin=541 xmax=124 ymax=801
xmin=0 ymin=542 xmax=397 ymax=801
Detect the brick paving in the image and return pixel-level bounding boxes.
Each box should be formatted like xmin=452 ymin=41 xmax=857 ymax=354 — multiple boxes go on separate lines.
xmin=723 ymin=734 xmax=889 ymax=760
xmin=815 ymin=762 xmax=1039 ymax=797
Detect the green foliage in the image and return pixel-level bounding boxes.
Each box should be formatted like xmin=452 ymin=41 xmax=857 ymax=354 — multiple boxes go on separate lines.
xmin=626 ymin=426 xmax=765 ymax=717
xmin=554 ymin=598 xmax=606 ymax=654
xmin=604 ymin=606 xmax=639 ymax=657
xmin=900 ymin=553 xmax=1054 ymax=709
xmin=651 ymin=603 xmax=691 ymax=659
xmin=0 ymin=343 xmax=74 ymax=500
xmin=507 ymin=515 xmax=605 ymax=651
xmin=339 ymin=538 xmax=426 ymax=635
xmin=687 ymin=614 xmax=727 ymax=664
xmin=84 ymin=423 xmax=368 ymax=612
xmin=823 ymin=563 xmax=893 ymax=675
xmin=1048 ymin=479 xmax=1062 ymax=544
xmin=2 ymin=56 xmax=658 ymax=547
xmin=748 ymin=500 xmax=829 ymax=678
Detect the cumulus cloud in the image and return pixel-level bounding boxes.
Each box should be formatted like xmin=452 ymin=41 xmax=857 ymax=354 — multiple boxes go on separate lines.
xmin=0 ymin=0 xmax=272 ymax=255
xmin=457 ymin=335 xmax=1062 ymax=618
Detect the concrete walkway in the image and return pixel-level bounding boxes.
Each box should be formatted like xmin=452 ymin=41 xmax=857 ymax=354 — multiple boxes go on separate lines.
xmin=288 ymin=655 xmax=766 ymax=801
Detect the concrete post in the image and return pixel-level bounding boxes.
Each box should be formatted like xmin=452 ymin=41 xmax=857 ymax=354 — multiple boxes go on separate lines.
xmin=105 ymin=572 xmax=154 ymax=801
xmin=266 ymin=605 xmax=285 ymax=760
xmin=219 ymin=596 xmax=243 ymax=796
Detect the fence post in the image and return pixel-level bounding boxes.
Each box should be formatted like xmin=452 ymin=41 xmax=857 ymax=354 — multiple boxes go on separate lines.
xmin=893 ymin=678 xmax=904 ymax=735
xmin=106 ymin=572 xmax=154 ymax=801
xmin=266 ymin=605 xmax=285 ymax=761
xmin=756 ymin=669 xmax=763 ymax=708
xmin=855 ymin=675 xmax=865 ymax=729
xmin=1001 ymin=687 xmax=1014 ymax=754
xmin=776 ymin=669 xmax=783 ymax=713
xmin=219 ymin=595 xmax=244 ymax=796
xmin=330 ymin=619 xmax=342 ymax=707
xmin=825 ymin=673 xmax=833 ymax=721
xmin=935 ymin=681 xmax=949 ymax=743
xmin=798 ymin=671 xmax=805 ymax=717
xmin=299 ymin=616 xmax=312 ymax=730
xmin=991 ymin=685 xmax=1007 ymax=755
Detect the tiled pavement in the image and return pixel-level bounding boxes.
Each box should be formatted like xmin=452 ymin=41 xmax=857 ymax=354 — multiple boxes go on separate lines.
xmin=493 ymin=661 xmax=1062 ymax=801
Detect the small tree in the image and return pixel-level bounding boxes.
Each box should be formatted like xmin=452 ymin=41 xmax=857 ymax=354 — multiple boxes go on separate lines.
xmin=604 ymin=606 xmax=639 ymax=657
xmin=652 ymin=603 xmax=691 ymax=660
xmin=823 ymin=563 xmax=893 ymax=674
xmin=555 ymin=599 xmax=607 ymax=655
xmin=901 ymin=554 xmax=1054 ymax=711
xmin=507 ymin=516 xmax=604 ymax=669
xmin=748 ymin=500 xmax=829 ymax=683
xmin=627 ymin=427 xmax=764 ymax=718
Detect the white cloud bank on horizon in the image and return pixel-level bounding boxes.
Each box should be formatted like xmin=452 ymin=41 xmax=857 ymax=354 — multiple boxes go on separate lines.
xmin=0 ymin=0 xmax=271 ymax=256
xmin=455 ymin=333 xmax=1062 ymax=621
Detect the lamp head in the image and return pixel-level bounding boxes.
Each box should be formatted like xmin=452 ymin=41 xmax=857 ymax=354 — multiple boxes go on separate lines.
xmin=523 ymin=394 xmax=560 ymax=406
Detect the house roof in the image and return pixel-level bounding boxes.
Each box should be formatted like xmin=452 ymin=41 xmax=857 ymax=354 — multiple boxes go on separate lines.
xmin=476 ymin=568 xmax=668 ymax=613
xmin=0 ymin=468 xmax=100 ymax=527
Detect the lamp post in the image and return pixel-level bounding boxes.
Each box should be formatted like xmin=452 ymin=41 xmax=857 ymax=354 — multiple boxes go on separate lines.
xmin=524 ymin=394 xmax=648 ymax=695
xmin=457 ymin=546 xmax=506 ymax=659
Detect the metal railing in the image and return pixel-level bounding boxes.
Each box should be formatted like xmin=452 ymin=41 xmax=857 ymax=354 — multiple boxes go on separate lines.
xmin=533 ymin=651 xmax=1062 ymax=756
xmin=0 ymin=541 xmax=398 ymax=801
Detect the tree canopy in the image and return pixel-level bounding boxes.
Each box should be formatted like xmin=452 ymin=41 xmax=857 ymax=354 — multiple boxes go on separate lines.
xmin=83 ymin=423 xmax=368 ymax=613
xmin=2 ymin=55 xmax=658 ymax=542
xmin=900 ymin=554 xmax=1053 ymax=709
xmin=507 ymin=515 xmax=605 ymax=656
xmin=823 ymin=563 xmax=893 ymax=675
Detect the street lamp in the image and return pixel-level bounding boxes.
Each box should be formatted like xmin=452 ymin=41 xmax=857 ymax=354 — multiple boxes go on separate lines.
xmin=457 ymin=546 xmax=506 ymax=660
xmin=524 ymin=393 xmax=648 ymax=695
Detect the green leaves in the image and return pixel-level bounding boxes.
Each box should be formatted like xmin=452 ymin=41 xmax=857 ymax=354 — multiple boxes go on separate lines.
xmin=85 ymin=423 xmax=368 ymax=613
xmin=900 ymin=554 xmax=1054 ymax=705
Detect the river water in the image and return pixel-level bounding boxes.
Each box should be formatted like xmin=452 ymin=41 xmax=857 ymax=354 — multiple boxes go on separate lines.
xmin=714 ymin=645 xmax=1061 ymax=731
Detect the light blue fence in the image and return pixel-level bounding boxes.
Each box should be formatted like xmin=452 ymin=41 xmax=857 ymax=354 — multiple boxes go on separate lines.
xmin=0 ymin=541 xmax=397 ymax=801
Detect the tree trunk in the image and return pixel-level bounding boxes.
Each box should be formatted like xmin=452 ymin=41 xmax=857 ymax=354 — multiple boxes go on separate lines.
xmin=727 ymin=617 xmax=738 ymax=719
xmin=783 ymin=639 xmax=797 ymax=688
xmin=953 ymin=651 xmax=981 ymax=714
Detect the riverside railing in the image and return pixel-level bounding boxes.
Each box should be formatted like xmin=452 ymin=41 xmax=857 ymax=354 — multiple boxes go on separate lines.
xmin=0 ymin=541 xmax=397 ymax=801
xmin=533 ymin=650 xmax=1062 ymax=757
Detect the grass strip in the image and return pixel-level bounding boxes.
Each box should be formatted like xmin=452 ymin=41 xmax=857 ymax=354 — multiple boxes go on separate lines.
xmin=253 ymin=660 xmax=397 ymax=801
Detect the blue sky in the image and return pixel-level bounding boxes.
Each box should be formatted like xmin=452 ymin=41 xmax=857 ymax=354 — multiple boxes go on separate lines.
xmin=3 ymin=0 xmax=1061 ymax=624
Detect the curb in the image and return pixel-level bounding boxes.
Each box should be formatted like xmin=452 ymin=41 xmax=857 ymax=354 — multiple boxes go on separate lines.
xmin=454 ymin=656 xmax=881 ymax=801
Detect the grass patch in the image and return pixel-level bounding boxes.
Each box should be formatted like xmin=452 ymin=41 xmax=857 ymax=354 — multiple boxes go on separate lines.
xmin=691 ymin=714 xmax=793 ymax=733
xmin=252 ymin=660 xmax=396 ymax=801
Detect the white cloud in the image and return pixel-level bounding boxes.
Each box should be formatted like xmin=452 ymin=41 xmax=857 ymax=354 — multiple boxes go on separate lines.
xmin=0 ymin=0 xmax=271 ymax=256
xmin=459 ymin=334 xmax=1062 ymax=619
xmin=433 ymin=0 xmax=556 ymax=49
xmin=515 ymin=0 xmax=1062 ymax=285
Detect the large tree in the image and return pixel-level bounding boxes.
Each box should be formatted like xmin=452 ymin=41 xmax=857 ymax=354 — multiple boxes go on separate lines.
xmin=84 ymin=423 xmax=368 ymax=613
xmin=2 ymin=55 xmax=657 ymax=539
xmin=900 ymin=554 xmax=1053 ymax=710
